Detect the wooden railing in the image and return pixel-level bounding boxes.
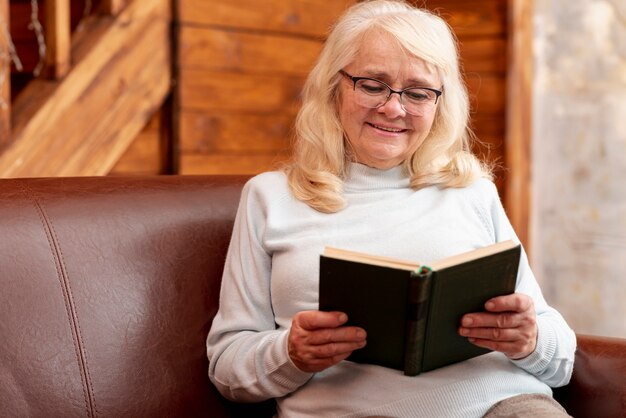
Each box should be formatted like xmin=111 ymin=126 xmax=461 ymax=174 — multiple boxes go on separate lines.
xmin=0 ymin=0 xmax=172 ymax=177
xmin=43 ymin=0 xmax=71 ymax=79
xmin=1 ymin=0 xmax=81 ymax=145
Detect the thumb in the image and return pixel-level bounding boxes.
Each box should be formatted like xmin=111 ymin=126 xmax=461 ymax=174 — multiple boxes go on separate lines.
xmin=295 ymin=310 xmax=348 ymax=330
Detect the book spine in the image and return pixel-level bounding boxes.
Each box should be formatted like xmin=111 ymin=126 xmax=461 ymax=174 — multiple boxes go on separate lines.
xmin=403 ymin=266 xmax=433 ymax=376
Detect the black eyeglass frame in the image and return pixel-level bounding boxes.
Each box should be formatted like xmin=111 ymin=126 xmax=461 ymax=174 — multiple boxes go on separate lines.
xmin=339 ymin=69 xmax=443 ymax=108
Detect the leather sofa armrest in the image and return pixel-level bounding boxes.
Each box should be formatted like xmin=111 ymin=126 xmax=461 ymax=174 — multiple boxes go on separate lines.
xmin=553 ymin=334 xmax=626 ymax=418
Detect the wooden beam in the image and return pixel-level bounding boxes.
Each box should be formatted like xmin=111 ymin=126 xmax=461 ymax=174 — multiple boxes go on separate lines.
xmin=44 ymin=0 xmax=71 ymax=79
xmin=0 ymin=0 xmax=10 ymax=148
xmin=505 ymin=0 xmax=533 ymax=255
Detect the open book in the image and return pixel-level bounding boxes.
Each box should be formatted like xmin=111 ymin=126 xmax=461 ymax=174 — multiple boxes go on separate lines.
xmin=318 ymin=240 xmax=521 ymax=376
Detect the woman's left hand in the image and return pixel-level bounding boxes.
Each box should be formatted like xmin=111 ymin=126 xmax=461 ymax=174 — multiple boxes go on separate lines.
xmin=459 ymin=293 xmax=538 ymax=359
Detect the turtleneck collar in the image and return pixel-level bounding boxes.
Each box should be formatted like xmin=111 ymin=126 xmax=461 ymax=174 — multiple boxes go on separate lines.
xmin=344 ymin=162 xmax=411 ymax=192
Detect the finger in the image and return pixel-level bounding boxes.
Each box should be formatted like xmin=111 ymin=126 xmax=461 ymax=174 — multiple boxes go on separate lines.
xmin=459 ymin=325 xmax=525 ymax=342
xmin=306 ymin=326 xmax=367 ymax=345
xmin=295 ymin=310 xmax=348 ymax=331
xmin=461 ymin=311 xmax=533 ymax=329
xmin=307 ymin=340 xmax=367 ymax=359
xmin=485 ymin=293 xmax=533 ymax=313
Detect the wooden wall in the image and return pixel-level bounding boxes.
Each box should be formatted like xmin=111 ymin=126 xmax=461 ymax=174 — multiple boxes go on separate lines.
xmin=3 ymin=0 xmax=525 ymax=244
xmin=422 ymin=0 xmax=508 ymax=192
xmin=175 ymin=0 xmax=356 ymax=175
xmin=173 ymin=0 xmax=508 ymax=194
xmin=4 ymin=0 xmax=509 ymax=186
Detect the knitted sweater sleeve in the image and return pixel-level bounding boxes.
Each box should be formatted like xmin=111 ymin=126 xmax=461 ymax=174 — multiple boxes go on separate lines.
xmin=477 ymin=180 xmax=576 ymax=387
xmin=206 ymin=177 xmax=314 ymax=402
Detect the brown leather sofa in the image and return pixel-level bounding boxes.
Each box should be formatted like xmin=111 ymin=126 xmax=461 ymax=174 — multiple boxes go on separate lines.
xmin=1 ymin=175 xmax=624 ymax=418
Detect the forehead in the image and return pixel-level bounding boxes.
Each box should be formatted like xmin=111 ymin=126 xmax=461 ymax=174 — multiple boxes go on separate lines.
xmin=349 ymin=30 xmax=439 ymax=85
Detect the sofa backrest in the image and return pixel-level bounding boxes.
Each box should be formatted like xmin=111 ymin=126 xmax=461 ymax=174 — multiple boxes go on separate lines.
xmin=0 ymin=175 xmax=252 ymax=418
xmin=3 ymin=176 xmax=625 ymax=418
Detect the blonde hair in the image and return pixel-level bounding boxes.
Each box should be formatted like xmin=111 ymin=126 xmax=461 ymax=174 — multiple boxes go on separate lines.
xmin=285 ymin=0 xmax=491 ymax=213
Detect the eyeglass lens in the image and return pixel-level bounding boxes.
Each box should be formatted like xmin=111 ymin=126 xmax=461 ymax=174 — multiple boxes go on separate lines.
xmin=354 ymin=78 xmax=438 ymax=115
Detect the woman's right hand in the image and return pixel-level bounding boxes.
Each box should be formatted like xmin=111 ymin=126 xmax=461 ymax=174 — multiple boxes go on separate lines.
xmin=288 ymin=310 xmax=367 ymax=372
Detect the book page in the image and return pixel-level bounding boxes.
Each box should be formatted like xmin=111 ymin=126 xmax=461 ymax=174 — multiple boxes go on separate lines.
xmin=428 ymin=240 xmax=517 ymax=270
xmin=324 ymin=240 xmax=517 ymax=272
xmin=323 ymin=247 xmax=420 ymax=271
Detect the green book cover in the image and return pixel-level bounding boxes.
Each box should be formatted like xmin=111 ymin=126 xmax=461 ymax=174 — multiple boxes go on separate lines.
xmin=318 ymin=240 xmax=521 ymax=376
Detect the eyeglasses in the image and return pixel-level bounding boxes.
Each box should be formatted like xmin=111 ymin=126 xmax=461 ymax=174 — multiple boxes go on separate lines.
xmin=339 ymin=70 xmax=442 ymax=116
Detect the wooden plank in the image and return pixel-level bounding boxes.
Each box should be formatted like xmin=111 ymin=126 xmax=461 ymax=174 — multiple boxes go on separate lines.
xmin=44 ymin=0 xmax=71 ymax=79
xmin=504 ymin=0 xmax=532 ymax=252
xmin=178 ymin=0 xmax=356 ymax=38
xmin=0 ymin=0 xmax=171 ymax=177
xmin=179 ymin=26 xmax=322 ymax=75
xmin=421 ymin=0 xmax=507 ymax=37
xmin=0 ymin=0 xmax=10 ymax=148
xmin=459 ymin=38 xmax=507 ymax=74
xmin=471 ymin=113 xmax=506 ymax=138
xmin=180 ymin=152 xmax=290 ymax=175
xmin=465 ymin=74 xmax=506 ymax=115
xmin=179 ymin=69 xmax=304 ymax=113
xmin=179 ymin=110 xmax=294 ymax=154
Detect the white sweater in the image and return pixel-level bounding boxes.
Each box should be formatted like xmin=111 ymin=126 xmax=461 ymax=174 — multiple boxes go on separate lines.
xmin=206 ymin=163 xmax=576 ymax=418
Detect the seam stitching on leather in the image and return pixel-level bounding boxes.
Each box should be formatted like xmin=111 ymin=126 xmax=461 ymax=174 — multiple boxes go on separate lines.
xmin=19 ymin=181 xmax=98 ymax=418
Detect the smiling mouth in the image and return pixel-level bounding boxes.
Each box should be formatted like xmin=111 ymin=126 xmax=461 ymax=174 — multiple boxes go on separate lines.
xmin=368 ymin=122 xmax=407 ymax=133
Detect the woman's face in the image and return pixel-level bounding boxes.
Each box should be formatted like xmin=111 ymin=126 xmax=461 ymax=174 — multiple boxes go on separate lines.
xmin=338 ymin=30 xmax=441 ymax=169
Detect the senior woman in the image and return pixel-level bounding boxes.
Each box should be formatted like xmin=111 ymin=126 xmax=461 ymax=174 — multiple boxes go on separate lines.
xmin=206 ymin=1 xmax=576 ymax=417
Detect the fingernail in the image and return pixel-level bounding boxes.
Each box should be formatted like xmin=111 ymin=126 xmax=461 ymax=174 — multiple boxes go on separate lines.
xmin=486 ymin=302 xmax=495 ymax=310
xmin=460 ymin=328 xmax=469 ymax=336
xmin=462 ymin=317 xmax=473 ymax=326
xmin=356 ymin=329 xmax=366 ymax=339
xmin=338 ymin=313 xmax=348 ymax=323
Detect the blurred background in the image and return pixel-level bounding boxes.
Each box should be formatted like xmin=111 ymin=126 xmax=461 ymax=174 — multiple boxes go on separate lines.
xmin=0 ymin=0 xmax=623 ymax=337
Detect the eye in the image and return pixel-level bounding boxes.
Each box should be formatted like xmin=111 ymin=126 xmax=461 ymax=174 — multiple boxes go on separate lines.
xmin=357 ymin=80 xmax=387 ymax=95
xmin=403 ymin=89 xmax=433 ymax=103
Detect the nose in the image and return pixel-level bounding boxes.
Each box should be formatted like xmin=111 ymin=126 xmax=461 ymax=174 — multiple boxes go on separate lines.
xmin=377 ymin=92 xmax=406 ymax=118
